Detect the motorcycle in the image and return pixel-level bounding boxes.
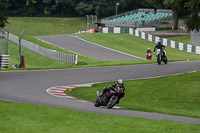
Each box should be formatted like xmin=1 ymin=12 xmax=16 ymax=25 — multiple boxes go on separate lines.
xmin=94 ymin=86 xmax=123 ymax=109
xmin=156 ymin=49 xmax=167 ymax=65
xmin=146 ymin=52 xmax=152 ymax=60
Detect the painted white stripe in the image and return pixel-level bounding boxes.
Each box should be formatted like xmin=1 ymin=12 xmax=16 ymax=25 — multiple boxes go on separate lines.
xmin=103 ymin=27 xmax=108 ymax=33
xmin=141 ymin=32 xmax=145 ymax=39
xmin=135 ymin=30 xmax=139 ymax=37
xmin=155 ymin=36 xmax=160 ymax=43
xmin=196 ymin=46 xmax=200 ymax=54
xmin=148 ymin=34 xmax=152 ymax=42
xmin=129 ymin=28 xmax=133 ymax=35
xmin=179 ymin=43 xmax=184 ymax=51
xmin=187 ymin=44 xmax=192 ymax=52
xmin=48 ymin=90 xmax=65 ymax=93
xmin=171 ymin=40 xmax=175 ymax=48
xmin=114 ymin=27 xmax=120 ymax=34
xmin=163 ymin=38 xmax=167 ymax=46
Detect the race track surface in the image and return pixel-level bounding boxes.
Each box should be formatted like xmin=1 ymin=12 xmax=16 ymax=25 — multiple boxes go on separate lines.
xmin=36 ymin=35 xmax=142 ymax=61
xmin=1 ymin=61 xmax=200 ymax=124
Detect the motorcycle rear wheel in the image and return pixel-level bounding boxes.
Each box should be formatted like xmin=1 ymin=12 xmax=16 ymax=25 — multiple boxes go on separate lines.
xmin=107 ymin=95 xmax=119 ymax=109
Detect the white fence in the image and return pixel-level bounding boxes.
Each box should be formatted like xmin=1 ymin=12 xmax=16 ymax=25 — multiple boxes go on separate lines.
xmin=9 ymin=34 xmax=78 ymax=65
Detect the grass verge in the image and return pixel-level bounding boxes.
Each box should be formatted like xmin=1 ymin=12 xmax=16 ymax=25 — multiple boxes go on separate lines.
xmin=168 ymin=36 xmax=190 ymax=44
xmin=66 ymin=71 xmax=200 ymax=118
xmin=0 ymin=100 xmax=200 ymax=133
xmin=80 ymin=34 xmax=200 ymax=62
xmin=7 ymin=17 xmax=87 ymax=35
xmin=8 ymin=41 xmax=74 ymax=69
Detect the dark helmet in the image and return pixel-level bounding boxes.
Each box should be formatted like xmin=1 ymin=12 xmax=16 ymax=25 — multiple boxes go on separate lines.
xmin=158 ymin=40 xmax=161 ymax=45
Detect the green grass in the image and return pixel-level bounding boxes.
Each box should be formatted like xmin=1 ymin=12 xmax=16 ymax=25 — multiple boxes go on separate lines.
xmin=8 ymin=41 xmax=74 ymax=69
xmin=6 ymin=39 xmax=152 ymax=70
xmin=168 ymin=36 xmax=190 ymax=44
xmin=7 ymin=17 xmax=87 ymax=35
xmin=80 ymin=34 xmax=200 ymax=61
xmin=67 ymin=71 xmax=200 ymax=118
xmin=1 ymin=100 xmax=200 ymax=133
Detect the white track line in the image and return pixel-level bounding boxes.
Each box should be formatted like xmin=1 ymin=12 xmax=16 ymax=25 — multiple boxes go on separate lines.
xmin=72 ymin=35 xmax=145 ymax=60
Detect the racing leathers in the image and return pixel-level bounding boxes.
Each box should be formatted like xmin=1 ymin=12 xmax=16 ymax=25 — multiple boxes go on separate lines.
xmin=101 ymin=82 xmax=125 ymax=103
xmin=154 ymin=42 xmax=166 ymax=57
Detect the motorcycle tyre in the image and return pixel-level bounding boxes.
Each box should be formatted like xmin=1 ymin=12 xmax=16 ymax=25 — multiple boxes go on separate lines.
xmin=107 ymin=95 xmax=119 ymax=109
xmin=164 ymin=57 xmax=168 ymax=64
xmin=94 ymin=98 xmax=101 ymax=107
xmin=157 ymin=56 xmax=161 ymax=65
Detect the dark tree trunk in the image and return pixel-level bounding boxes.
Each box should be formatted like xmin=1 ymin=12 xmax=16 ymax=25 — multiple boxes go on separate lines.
xmin=173 ymin=10 xmax=179 ymax=30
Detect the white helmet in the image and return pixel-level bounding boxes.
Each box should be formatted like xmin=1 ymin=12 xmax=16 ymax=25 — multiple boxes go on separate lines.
xmin=117 ymin=79 xmax=123 ymax=84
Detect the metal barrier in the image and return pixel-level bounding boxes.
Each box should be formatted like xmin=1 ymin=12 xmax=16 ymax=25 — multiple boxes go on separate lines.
xmin=9 ymin=33 xmax=78 ymax=65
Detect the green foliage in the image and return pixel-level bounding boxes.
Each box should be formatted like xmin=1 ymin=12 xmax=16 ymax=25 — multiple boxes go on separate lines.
xmin=0 ymin=0 xmax=147 ymax=17
xmin=147 ymin=0 xmax=200 ymax=31
xmin=0 ymin=4 xmax=8 ymax=28
xmin=184 ymin=0 xmax=200 ymax=31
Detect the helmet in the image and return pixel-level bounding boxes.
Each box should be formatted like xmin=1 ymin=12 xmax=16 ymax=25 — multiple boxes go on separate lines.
xmin=158 ymin=40 xmax=161 ymax=43
xmin=117 ymin=79 xmax=123 ymax=84
xmin=148 ymin=48 xmax=150 ymax=50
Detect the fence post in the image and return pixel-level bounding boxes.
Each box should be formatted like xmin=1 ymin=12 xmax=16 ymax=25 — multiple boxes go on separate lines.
xmin=75 ymin=55 xmax=78 ymax=65
xmin=19 ymin=31 xmax=25 ymax=68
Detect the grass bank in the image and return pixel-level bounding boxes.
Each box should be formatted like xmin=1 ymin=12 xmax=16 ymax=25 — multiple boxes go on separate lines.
xmin=67 ymin=71 xmax=200 ymax=118
xmin=8 ymin=41 xmax=74 ymax=69
xmin=7 ymin=17 xmax=87 ymax=35
xmin=0 ymin=100 xmax=199 ymax=133
xmin=168 ymin=36 xmax=190 ymax=44
xmin=80 ymin=34 xmax=200 ymax=61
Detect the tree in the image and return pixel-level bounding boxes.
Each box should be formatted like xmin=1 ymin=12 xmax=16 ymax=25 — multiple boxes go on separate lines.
xmin=147 ymin=0 xmax=187 ymax=30
xmin=184 ymin=0 xmax=200 ymax=31
xmin=0 ymin=4 xmax=8 ymax=28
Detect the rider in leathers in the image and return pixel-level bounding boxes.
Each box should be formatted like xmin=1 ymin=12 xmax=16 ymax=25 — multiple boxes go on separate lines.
xmin=100 ymin=79 xmax=125 ymax=103
xmin=154 ymin=40 xmax=166 ymax=57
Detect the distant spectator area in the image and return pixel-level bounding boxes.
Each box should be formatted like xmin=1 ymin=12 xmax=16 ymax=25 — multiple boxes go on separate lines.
xmin=101 ymin=9 xmax=173 ymax=28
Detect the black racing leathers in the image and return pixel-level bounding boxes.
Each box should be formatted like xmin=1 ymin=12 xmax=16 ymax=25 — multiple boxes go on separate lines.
xmin=154 ymin=42 xmax=166 ymax=57
xmin=102 ymin=83 xmax=125 ymax=99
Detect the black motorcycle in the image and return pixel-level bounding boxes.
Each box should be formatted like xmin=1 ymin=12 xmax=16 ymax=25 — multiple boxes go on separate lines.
xmin=94 ymin=87 xmax=123 ymax=109
xmin=156 ymin=49 xmax=167 ymax=65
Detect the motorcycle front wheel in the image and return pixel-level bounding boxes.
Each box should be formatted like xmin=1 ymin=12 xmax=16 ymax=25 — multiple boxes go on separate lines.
xmin=157 ymin=55 xmax=161 ymax=65
xmin=164 ymin=57 xmax=168 ymax=64
xmin=107 ymin=95 xmax=119 ymax=109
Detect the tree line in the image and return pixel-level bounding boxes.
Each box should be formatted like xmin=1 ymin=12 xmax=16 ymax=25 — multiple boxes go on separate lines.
xmin=0 ymin=0 xmax=148 ymax=17
xmin=0 ymin=0 xmax=199 ymax=31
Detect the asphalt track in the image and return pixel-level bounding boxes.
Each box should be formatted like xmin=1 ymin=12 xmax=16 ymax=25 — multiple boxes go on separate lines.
xmin=1 ymin=61 xmax=200 ymax=124
xmin=36 ymin=35 xmax=143 ymax=61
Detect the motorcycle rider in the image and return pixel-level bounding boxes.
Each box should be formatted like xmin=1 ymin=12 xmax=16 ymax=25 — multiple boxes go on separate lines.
xmin=146 ymin=48 xmax=152 ymax=54
xmin=97 ymin=79 xmax=125 ymax=102
xmin=154 ymin=40 xmax=166 ymax=57
xmin=146 ymin=48 xmax=152 ymax=59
